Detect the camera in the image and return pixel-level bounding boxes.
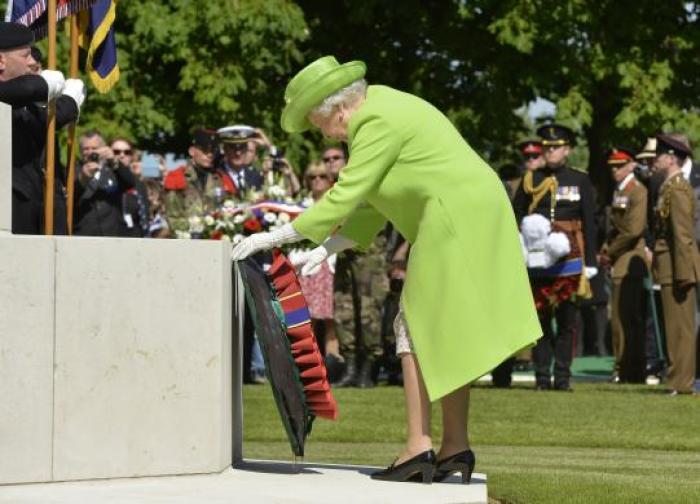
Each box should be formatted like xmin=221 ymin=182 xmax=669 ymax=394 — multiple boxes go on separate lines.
xmin=269 ymin=145 xmax=286 ymax=173
xmin=87 ymin=152 xmax=100 ymax=163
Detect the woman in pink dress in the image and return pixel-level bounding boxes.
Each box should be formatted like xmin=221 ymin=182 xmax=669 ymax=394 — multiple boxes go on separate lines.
xmin=297 ymin=162 xmax=342 ymax=360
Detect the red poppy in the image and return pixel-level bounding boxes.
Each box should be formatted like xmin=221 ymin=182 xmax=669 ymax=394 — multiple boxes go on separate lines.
xmin=243 ymin=218 xmax=262 ymax=233
xmin=211 ymin=230 xmax=223 ymax=240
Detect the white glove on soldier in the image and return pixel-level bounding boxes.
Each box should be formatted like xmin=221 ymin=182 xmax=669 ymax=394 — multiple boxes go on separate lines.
xmin=584 ymin=266 xmax=598 ymax=279
xmin=230 ymin=223 xmax=302 ymax=261
xmin=62 ymin=79 xmax=86 ymax=109
xmin=292 ymin=234 xmax=356 ymax=276
xmin=40 ymin=70 xmax=65 ymax=101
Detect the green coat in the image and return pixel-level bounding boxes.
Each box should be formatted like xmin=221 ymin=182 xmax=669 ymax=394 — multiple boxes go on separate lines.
xmin=292 ymin=85 xmax=540 ymax=400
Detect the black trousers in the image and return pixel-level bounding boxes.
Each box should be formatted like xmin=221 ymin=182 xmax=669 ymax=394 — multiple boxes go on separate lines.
xmin=618 ymin=272 xmax=647 ymax=382
xmin=533 ymin=300 xmax=576 ymax=386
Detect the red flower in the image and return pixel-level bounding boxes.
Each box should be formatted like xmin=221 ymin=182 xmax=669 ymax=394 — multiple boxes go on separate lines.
xmin=243 ymin=218 xmax=262 ymax=233
xmin=211 ymin=230 xmax=223 ymax=240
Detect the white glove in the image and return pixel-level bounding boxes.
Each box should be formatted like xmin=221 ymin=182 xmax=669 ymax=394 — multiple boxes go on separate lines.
xmin=584 ymin=266 xmax=598 ymax=279
xmin=62 ymin=79 xmax=86 ymax=109
xmin=231 ymin=223 xmax=302 ymax=261
xmin=40 ymin=70 xmax=65 ymax=101
xmin=292 ymin=234 xmax=356 ymax=276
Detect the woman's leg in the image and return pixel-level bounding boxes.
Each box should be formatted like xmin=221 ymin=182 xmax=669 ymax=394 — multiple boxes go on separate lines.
xmin=324 ymin=319 xmax=341 ymax=357
xmin=396 ymin=352 xmax=433 ymax=464
xmin=437 ymin=385 xmax=470 ymax=460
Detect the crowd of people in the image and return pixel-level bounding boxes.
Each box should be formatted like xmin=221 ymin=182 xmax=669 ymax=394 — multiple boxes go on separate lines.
xmin=2 ymin=21 xmax=698 ymax=395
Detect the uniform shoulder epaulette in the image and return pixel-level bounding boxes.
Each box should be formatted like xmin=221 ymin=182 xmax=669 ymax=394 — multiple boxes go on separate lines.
xmin=622 ymin=178 xmax=639 ymax=195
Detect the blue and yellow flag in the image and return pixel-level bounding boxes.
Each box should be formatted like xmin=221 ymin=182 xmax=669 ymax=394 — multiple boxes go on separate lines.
xmin=79 ymin=0 xmax=119 ymax=93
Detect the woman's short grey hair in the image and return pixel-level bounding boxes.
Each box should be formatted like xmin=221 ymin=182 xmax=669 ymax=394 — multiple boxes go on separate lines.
xmin=310 ymin=79 xmax=368 ymax=119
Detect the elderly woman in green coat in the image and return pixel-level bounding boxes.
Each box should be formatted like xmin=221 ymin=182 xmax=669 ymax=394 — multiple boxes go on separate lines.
xmin=232 ymin=56 xmax=540 ymax=484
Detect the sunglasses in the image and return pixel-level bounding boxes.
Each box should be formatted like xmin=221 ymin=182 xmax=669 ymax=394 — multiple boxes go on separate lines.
xmin=525 ymin=154 xmax=541 ymax=160
xmin=113 ymin=149 xmax=132 ymax=155
xmin=323 ymin=155 xmax=344 ymax=163
xmin=307 ymin=174 xmax=329 ymax=181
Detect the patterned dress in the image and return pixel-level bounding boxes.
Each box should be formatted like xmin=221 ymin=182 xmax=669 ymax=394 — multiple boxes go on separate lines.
xmin=299 ymin=260 xmax=334 ymax=320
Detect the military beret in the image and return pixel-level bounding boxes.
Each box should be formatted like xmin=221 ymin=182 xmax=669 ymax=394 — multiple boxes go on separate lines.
xmin=635 ymin=137 xmax=656 ymax=160
xmin=518 ymin=139 xmax=543 ymax=156
xmin=656 ymin=133 xmax=691 ymax=158
xmin=0 ymin=22 xmax=34 ymax=51
xmin=190 ymin=128 xmax=217 ymax=149
xmin=537 ymin=123 xmax=575 ymax=147
xmin=217 ymin=124 xmax=256 ymax=144
xmin=607 ymin=147 xmax=635 ymax=166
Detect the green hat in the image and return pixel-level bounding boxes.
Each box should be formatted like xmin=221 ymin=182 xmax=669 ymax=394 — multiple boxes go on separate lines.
xmin=281 ymin=56 xmax=366 ymax=133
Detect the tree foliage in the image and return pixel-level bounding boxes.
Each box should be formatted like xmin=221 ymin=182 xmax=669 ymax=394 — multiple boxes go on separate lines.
xmin=2 ymin=0 xmax=699 ymax=189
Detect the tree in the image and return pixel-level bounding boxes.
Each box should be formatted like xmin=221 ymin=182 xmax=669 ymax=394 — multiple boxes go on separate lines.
xmin=299 ymin=0 xmax=700 ymax=193
xmin=76 ymin=0 xmax=311 ymax=160
xmin=486 ymin=0 xmax=700 ymax=191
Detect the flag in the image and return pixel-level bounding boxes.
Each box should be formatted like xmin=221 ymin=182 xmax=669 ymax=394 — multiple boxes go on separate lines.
xmin=78 ymin=0 xmax=118 ymax=93
xmin=5 ymin=0 xmax=95 ymax=39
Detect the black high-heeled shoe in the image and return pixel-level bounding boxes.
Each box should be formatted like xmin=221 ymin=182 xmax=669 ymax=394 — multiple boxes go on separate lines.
xmin=433 ymin=449 xmax=475 ymax=484
xmin=370 ymin=449 xmax=436 ymax=484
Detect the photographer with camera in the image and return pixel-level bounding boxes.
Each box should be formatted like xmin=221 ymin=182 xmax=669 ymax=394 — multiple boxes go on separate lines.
xmin=73 ymin=130 xmax=137 ymax=237
xmin=260 ymin=140 xmax=301 ymax=197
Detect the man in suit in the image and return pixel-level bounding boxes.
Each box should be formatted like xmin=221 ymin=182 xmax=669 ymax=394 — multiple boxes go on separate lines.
xmin=652 ymin=134 xmax=700 ymax=395
xmin=601 ymin=148 xmax=648 ymax=383
xmin=217 ymin=125 xmax=264 ymax=196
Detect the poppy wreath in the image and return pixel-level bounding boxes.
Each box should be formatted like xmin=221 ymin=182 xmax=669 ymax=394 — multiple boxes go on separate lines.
xmin=267 ymin=250 xmax=339 ymax=420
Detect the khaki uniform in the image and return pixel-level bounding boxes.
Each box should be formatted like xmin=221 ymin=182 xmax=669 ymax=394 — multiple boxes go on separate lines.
xmin=606 ymin=177 xmax=648 ymax=381
xmin=163 ymin=163 xmax=236 ymax=234
xmin=334 ymin=235 xmax=389 ymax=360
xmin=653 ymin=172 xmax=700 ymax=392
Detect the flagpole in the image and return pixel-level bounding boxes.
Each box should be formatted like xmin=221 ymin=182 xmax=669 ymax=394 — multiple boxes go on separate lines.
xmin=43 ymin=0 xmax=57 ymax=235
xmin=65 ymin=13 xmax=80 ymax=235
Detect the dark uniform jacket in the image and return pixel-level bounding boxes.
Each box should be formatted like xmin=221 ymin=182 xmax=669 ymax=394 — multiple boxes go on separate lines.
xmin=653 ymin=172 xmax=700 ymax=285
xmin=605 ymin=176 xmax=647 ymax=279
xmin=513 ymin=164 xmax=597 ymax=267
xmin=0 ymin=75 xmax=78 ymax=234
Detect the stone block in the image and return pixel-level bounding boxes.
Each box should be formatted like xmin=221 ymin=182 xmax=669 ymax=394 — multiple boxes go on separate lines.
xmin=52 ymin=237 xmax=232 ymax=480
xmin=0 ymin=103 xmax=11 ymax=233
xmin=0 ymin=236 xmax=55 ymax=483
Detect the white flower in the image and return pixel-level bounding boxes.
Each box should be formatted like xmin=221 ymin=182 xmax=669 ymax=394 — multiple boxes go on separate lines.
xmin=204 ymin=215 xmax=215 ymax=226
xmin=175 ymin=231 xmax=191 ymax=239
xmin=276 ymin=212 xmax=291 ymax=225
xmin=233 ymin=214 xmax=245 ymax=224
xmin=223 ymin=200 xmax=236 ymax=209
xmin=233 ymin=234 xmax=244 ymax=244
xmin=263 ymin=212 xmax=277 ymax=224
xmin=268 ymin=185 xmax=287 ymax=198
xmin=220 ymin=234 xmax=231 ymax=242
xmin=188 ymin=216 xmax=204 ymax=233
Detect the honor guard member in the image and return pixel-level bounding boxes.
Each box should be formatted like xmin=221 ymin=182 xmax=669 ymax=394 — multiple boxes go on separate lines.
xmin=513 ymin=123 xmax=597 ymax=391
xmin=652 ymin=134 xmax=700 ymax=395
xmin=601 ymin=148 xmax=648 ymax=383
xmin=0 ymin=22 xmax=85 ymax=234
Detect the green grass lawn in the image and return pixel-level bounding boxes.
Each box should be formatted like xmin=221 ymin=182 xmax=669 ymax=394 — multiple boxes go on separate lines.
xmin=242 ymin=382 xmax=700 ymax=503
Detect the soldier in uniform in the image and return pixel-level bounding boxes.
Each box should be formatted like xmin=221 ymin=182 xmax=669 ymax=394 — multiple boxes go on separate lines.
xmin=163 ymin=128 xmax=223 ymax=235
xmin=600 ymin=147 xmax=648 ymax=383
xmin=1 ymin=22 xmax=84 ymax=234
xmin=513 ymin=123 xmax=597 ymax=391
xmin=328 ymin=145 xmax=389 ymax=388
xmin=652 ymin=134 xmax=700 ymax=395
